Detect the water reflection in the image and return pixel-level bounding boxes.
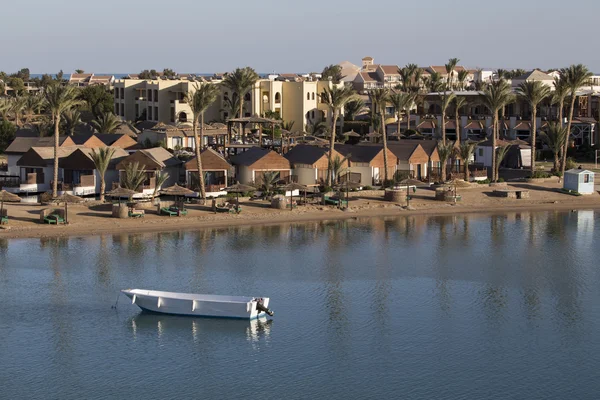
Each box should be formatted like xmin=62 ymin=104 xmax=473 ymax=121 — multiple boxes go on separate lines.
xmin=128 ymin=313 xmax=272 ymax=343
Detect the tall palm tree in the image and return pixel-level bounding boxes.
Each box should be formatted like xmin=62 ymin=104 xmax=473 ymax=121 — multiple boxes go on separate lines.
xmin=91 ymin=112 xmax=120 ymax=134
xmin=559 ymin=64 xmax=593 ymax=177
xmin=445 ymin=58 xmax=460 ymax=89
xmin=260 ymin=171 xmax=279 ymax=198
xmin=44 ymin=84 xmax=84 ymax=197
xmin=184 ymin=83 xmax=220 ymax=200
xmin=151 ymin=172 xmax=170 ymax=202
xmin=121 ymin=162 xmax=147 ymax=192
xmin=320 ymin=85 xmax=358 ymax=186
xmin=453 ymin=96 xmax=467 ymax=145
xmin=388 ymin=91 xmax=413 ymax=138
xmin=370 ymin=88 xmax=392 ymax=183
xmin=10 ymin=96 xmax=26 ymax=127
xmin=552 ymin=77 xmax=568 ymax=125
xmin=495 ymin=144 xmax=510 ymax=181
xmin=540 ymin=122 xmax=568 ymax=172
xmin=62 ymin=109 xmax=83 ymax=136
xmin=437 ymin=141 xmax=455 ymax=183
xmin=22 ymin=94 xmax=44 ymax=125
xmin=457 ymin=70 xmax=469 ymax=90
xmin=222 ymin=67 xmax=259 ymax=134
xmin=516 ymin=81 xmax=551 ymax=174
xmin=344 ymin=99 xmax=366 ymax=121
xmin=480 ymin=80 xmax=514 ymax=182
xmin=458 ymin=141 xmax=477 ymax=182
xmin=439 ymin=91 xmax=456 ymax=144
xmin=0 ymin=97 xmax=11 ymax=120
xmin=90 ymin=147 xmax=116 ymax=202
xmin=328 ymin=154 xmax=350 ymax=184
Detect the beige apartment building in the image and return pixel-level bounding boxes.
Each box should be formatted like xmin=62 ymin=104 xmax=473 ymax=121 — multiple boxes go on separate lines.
xmin=113 ymin=76 xmax=340 ymax=131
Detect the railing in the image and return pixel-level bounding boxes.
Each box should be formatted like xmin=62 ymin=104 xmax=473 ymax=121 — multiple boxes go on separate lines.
xmin=0 ymin=176 xmax=20 ymax=188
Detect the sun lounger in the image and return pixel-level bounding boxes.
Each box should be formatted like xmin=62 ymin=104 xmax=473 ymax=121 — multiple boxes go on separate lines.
xmin=0 ymin=215 xmax=7 ymax=225
xmin=128 ymin=209 xmax=145 ymax=218
xmin=324 ymin=196 xmax=348 ymax=207
xmin=44 ymin=214 xmax=65 ymax=225
xmin=160 ymin=207 xmax=178 ymax=217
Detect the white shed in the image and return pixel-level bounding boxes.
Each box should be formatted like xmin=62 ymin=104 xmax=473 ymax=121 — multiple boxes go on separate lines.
xmin=563 ymin=169 xmax=595 ymax=194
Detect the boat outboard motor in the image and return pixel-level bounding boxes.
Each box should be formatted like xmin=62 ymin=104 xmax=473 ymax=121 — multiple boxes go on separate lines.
xmin=255 ymin=298 xmax=274 ymax=316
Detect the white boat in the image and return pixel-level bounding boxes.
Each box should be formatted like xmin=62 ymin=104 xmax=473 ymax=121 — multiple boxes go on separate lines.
xmin=121 ymin=289 xmax=273 ymax=319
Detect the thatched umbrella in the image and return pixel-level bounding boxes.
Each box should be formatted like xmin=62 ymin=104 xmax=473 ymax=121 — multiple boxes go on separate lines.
xmin=279 ymin=182 xmax=308 ymax=211
xmin=343 ymin=130 xmax=361 ymax=138
xmin=0 ymin=190 xmax=21 ymax=218
xmin=399 ymin=178 xmax=428 ymax=207
xmin=335 ymin=180 xmax=362 ymax=208
xmin=52 ymin=193 xmax=84 ymax=224
xmin=446 ymin=178 xmax=470 ymax=203
xmin=107 ymin=187 xmax=137 ymax=210
xmin=224 ymin=183 xmax=256 ymax=213
xmin=161 ymin=184 xmax=195 ymax=211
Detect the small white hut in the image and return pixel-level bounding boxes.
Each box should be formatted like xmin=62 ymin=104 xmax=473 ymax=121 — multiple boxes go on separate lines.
xmin=563 ymin=169 xmax=595 ymax=194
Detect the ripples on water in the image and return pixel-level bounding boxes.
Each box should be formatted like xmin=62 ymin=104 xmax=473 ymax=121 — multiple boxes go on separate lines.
xmin=0 ymin=211 xmax=599 ymax=399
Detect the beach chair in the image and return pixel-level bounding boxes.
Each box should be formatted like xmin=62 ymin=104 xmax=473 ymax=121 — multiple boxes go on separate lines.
xmin=160 ymin=207 xmax=178 ymax=217
xmin=44 ymin=214 xmax=65 ymax=225
xmin=0 ymin=215 xmax=7 ymax=225
xmin=178 ymin=209 xmax=188 ymax=216
xmin=128 ymin=209 xmax=145 ymax=218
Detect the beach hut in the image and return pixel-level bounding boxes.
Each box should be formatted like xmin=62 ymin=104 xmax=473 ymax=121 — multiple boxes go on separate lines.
xmin=563 ymin=169 xmax=595 ymax=194
xmin=115 ymin=148 xmax=182 ymax=197
xmin=230 ymin=148 xmax=292 ymax=185
xmin=284 ymin=145 xmax=347 ymax=186
xmin=184 ymin=148 xmax=231 ymax=197
xmin=336 ymin=144 xmax=398 ymax=186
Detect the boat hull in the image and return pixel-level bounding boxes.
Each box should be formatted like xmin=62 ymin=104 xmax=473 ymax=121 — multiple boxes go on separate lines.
xmin=121 ymin=289 xmax=270 ymax=320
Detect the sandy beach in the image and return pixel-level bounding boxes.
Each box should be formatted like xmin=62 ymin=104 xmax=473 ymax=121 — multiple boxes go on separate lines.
xmin=1 ymin=180 xmax=599 ymax=240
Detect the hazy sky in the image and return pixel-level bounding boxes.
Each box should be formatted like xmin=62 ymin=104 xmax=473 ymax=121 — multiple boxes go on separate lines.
xmin=1 ymin=0 xmax=598 ymax=74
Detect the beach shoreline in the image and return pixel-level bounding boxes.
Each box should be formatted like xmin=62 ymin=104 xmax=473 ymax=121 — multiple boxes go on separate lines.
xmin=1 ymin=197 xmax=599 ymax=240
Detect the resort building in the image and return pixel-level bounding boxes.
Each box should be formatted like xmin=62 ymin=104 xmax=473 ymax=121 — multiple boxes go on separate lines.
xmin=184 ymin=148 xmax=231 ymax=197
xmin=13 ymin=146 xmax=80 ymax=194
xmin=115 ymin=148 xmax=182 ymax=197
xmin=284 ymin=145 xmax=347 ymax=186
xmin=3 ymin=136 xmax=77 ymax=178
xmin=230 ymin=147 xmax=292 ymax=185
xmin=137 ymin=123 xmax=228 ymax=150
xmin=68 ymin=73 xmax=115 ymax=87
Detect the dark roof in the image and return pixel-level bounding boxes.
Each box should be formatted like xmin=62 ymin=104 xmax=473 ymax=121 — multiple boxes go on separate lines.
xmin=4 ymin=136 xmax=71 ymax=154
xmin=14 ymin=127 xmax=39 ymax=137
xmin=230 ymin=147 xmax=276 ymax=166
xmin=399 ymin=139 xmax=439 ymax=156
xmin=336 ymin=144 xmax=383 ymax=163
xmin=384 ymin=143 xmax=421 ymax=160
xmin=284 ymin=145 xmax=329 ymax=165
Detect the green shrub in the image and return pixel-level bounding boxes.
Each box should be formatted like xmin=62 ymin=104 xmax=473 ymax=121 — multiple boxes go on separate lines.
xmin=363 ymin=185 xmax=373 ymax=191
xmin=531 ymin=171 xmax=551 ymax=179
xmin=320 ymin=185 xmax=333 ymax=193
xmin=497 ymin=177 xmax=505 ymax=183
xmin=566 ymin=157 xmax=577 ymax=170
xmin=477 ymin=179 xmax=491 ymax=184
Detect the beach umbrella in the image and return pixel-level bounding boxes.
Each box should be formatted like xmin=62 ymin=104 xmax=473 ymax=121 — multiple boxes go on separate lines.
xmin=335 ymin=180 xmax=362 ymax=208
xmin=446 ymin=178 xmax=470 ymax=203
xmin=0 ymin=190 xmax=21 ymax=218
xmin=343 ymin=130 xmax=361 ymax=138
xmin=51 ymin=193 xmax=84 ymax=224
xmin=279 ymin=182 xmax=308 ymax=212
xmin=161 ymin=184 xmax=195 ymax=211
xmin=107 ymin=187 xmax=137 ymax=209
xmin=225 ymin=183 xmax=256 ymax=213
xmin=398 ymin=178 xmax=428 ymax=207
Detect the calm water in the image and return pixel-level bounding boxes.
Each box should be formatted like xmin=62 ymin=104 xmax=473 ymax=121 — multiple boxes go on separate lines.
xmin=1 ymin=211 xmax=599 ymax=399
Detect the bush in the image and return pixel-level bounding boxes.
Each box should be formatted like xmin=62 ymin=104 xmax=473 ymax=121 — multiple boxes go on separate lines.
xmin=531 ymin=171 xmax=551 ymax=179
xmin=565 ymin=157 xmax=577 ymax=170
xmin=477 ymin=179 xmax=491 ymax=184
xmin=320 ymin=186 xmax=333 ymax=193
xmin=363 ymin=185 xmax=373 ymax=191
xmin=497 ymin=177 xmax=505 ymax=183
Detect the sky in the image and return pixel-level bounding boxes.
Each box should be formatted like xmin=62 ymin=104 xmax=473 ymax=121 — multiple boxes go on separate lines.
xmin=1 ymin=0 xmax=599 ymax=74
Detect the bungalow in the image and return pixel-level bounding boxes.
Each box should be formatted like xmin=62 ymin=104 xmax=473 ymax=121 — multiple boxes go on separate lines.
xmin=58 ymin=147 xmax=129 ymax=196
xmin=115 ymin=147 xmax=182 ymax=197
xmin=71 ymin=133 xmax=138 ymax=150
xmin=230 ymin=147 xmax=292 ymax=185
xmin=385 ymin=143 xmax=430 ymax=180
xmin=11 ymin=146 xmax=80 ymax=194
xmin=3 ymin=136 xmax=76 ymax=177
xmin=184 ymin=148 xmax=231 ymax=197
xmin=400 ymin=139 xmax=442 ymax=180
xmin=137 ymin=123 xmax=228 ymax=149
xmin=474 ymin=139 xmax=531 ymax=169
xmin=337 ymin=144 xmax=398 ymax=186
xmin=284 ymin=145 xmax=347 ymax=186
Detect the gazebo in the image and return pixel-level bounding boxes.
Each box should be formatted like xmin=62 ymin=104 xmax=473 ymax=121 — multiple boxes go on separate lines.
xmin=226 ymin=114 xmax=281 ymax=148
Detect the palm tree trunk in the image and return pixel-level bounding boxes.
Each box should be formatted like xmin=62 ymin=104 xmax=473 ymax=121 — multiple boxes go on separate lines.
xmin=100 ymin=175 xmax=106 ymax=202
xmin=327 ymin=112 xmax=338 ymax=187
xmin=442 ymin=108 xmax=446 ymax=144
xmin=492 ymin=111 xmax=498 ymax=182
xmin=397 ymin=115 xmax=401 ymax=140
xmin=553 ymin=150 xmax=559 ymax=173
xmin=406 ymin=108 xmax=411 ymax=134
xmin=530 ymin=108 xmax=537 ymax=174
xmin=52 ymin=113 xmax=60 ymax=197
xmin=464 ymin=155 xmax=469 ymax=182
xmin=238 ymin=96 xmax=244 ymax=141
xmin=455 ymin=109 xmax=461 ymax=146
xmin=381 ymin=109 xmax=389 ymax=184
xmin=194 ymin=115 xmax=206 ymax=201
xmin=560 ymin=95 xmax=576 ymax=177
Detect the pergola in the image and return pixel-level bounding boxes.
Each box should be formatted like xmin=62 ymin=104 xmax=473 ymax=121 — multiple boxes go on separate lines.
xmin=226 ymin=114 xmax=281 ymax=148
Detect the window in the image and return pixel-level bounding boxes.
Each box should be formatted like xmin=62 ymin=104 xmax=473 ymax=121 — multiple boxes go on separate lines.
xmin=154 ymin=90 xmax=158 ymax=102
xmin=584 ymin=174 xmax=590 ymax=183
xmin=244 ymin=93 xmax=251 ymax=101
xmin=311 ymin=111 xmax=315 ymax=119
xmin=312 ymin=92 xmax=315 ymax=100
xmin=154 ymin=107 xmax=158 ymax=120
xmin=478 ymin=148 xmax=483 ymax=157
xmin=172 ymin=137 xmax=183 ymax=148
xmin=307 ymin=92 xmax=310 ymax=101
xmin=148 ymin=107 xmax=152 ymax=120
xmin=114 ymin=88 xmax=119 ymax=99
xmin=120 ymin=88 xmax=124 ymax=99
xmin=224 ymin=91 xmax=229 ymax=101
xmin=178 ymin=112 xmax=187 ymax=123
xmin=115 ymin=103 xmax=119 ymax=114
xmin=120 ymin=103 xmax=124 ymax=116
xmin=148 ymin=89 xmax=152 ymax=102
xmin=275 ymin=92 xmax=281 ymax=103
xmin=135 ymin=104 xmax=139 ymax=118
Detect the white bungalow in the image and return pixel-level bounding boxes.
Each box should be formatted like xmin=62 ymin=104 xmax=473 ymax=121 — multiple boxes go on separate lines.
xmin=10 ymin=146 xmax=79 ymax=194
xmin=563 ymin=169 xmax=595 ymax=194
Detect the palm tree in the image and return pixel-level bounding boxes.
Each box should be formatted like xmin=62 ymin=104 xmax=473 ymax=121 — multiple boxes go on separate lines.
xmin=91 ymin=112 xmax=120 ymax=134
xmin=370 ymin=88 xmax=392 ymax=183
xmin=344 ymin=99 xmax=366 ymax=121
xmin=540 ymin=122 xmax=568 ymax=172
xmin=445 ymin=58 xmax=460 ymax=89
xmin=480 ymin=80 xmax=514 ymax=182
xmin=458 ymin=142 xmax=477 ymax=182
xmin=22 ymin=94 xmax=44 ymax=125
xmin=495 ymin=144 xmax=510 ymax=181
xmin=10 ymin=96 xmax=26 ymax=127
xmin=184 ymin=83 xmax=220 ymax=201
xmin=453 ymin=96 xmax=467 ymax=145
xmin=90 ymin=147 xmax=116 ymax=202
xmin=44 ymin=84 xmax=84 ymax=197
xmin=62 ymin=109 xmax=83 ymax=136
xmin=151 ymin=172 xmax=170 ymax=202
xmin=552 ymin=77 xmax=568 ymax=124
xmin=559 ymin=64 xmax=593 ymax=177
xmin=0 ymin=97 xmax=11 ymax=120
xmin=121 ymin=162 xmax=147 ymax=192
xmin=222 ymin=67 xmax=259 ymax=134
xmin=389 ymin=91 xmax=413 ymax=138
xmin=516 ymin=81 xmax=551 ymax=174
xmin=220 ymin=92 xmax=240 ymax=121
xmin=437 ymin=141 xmax=455 ymax=183
xmin=320 ymin=85 xmax=359 ymax=186
xmin=439 ymin=91 xmax=456 ymax=144
xmin=260 ymin=171 xmax=279 ymax=198
xmin=328 ymin=154 xmax=350 ymax=184
xmin=457 ymin=70 xmax=469 ymax=90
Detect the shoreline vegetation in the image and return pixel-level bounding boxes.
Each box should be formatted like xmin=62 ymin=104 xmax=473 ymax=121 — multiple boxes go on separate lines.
xmin=1 ymin=181 xmax=598 ymax=240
